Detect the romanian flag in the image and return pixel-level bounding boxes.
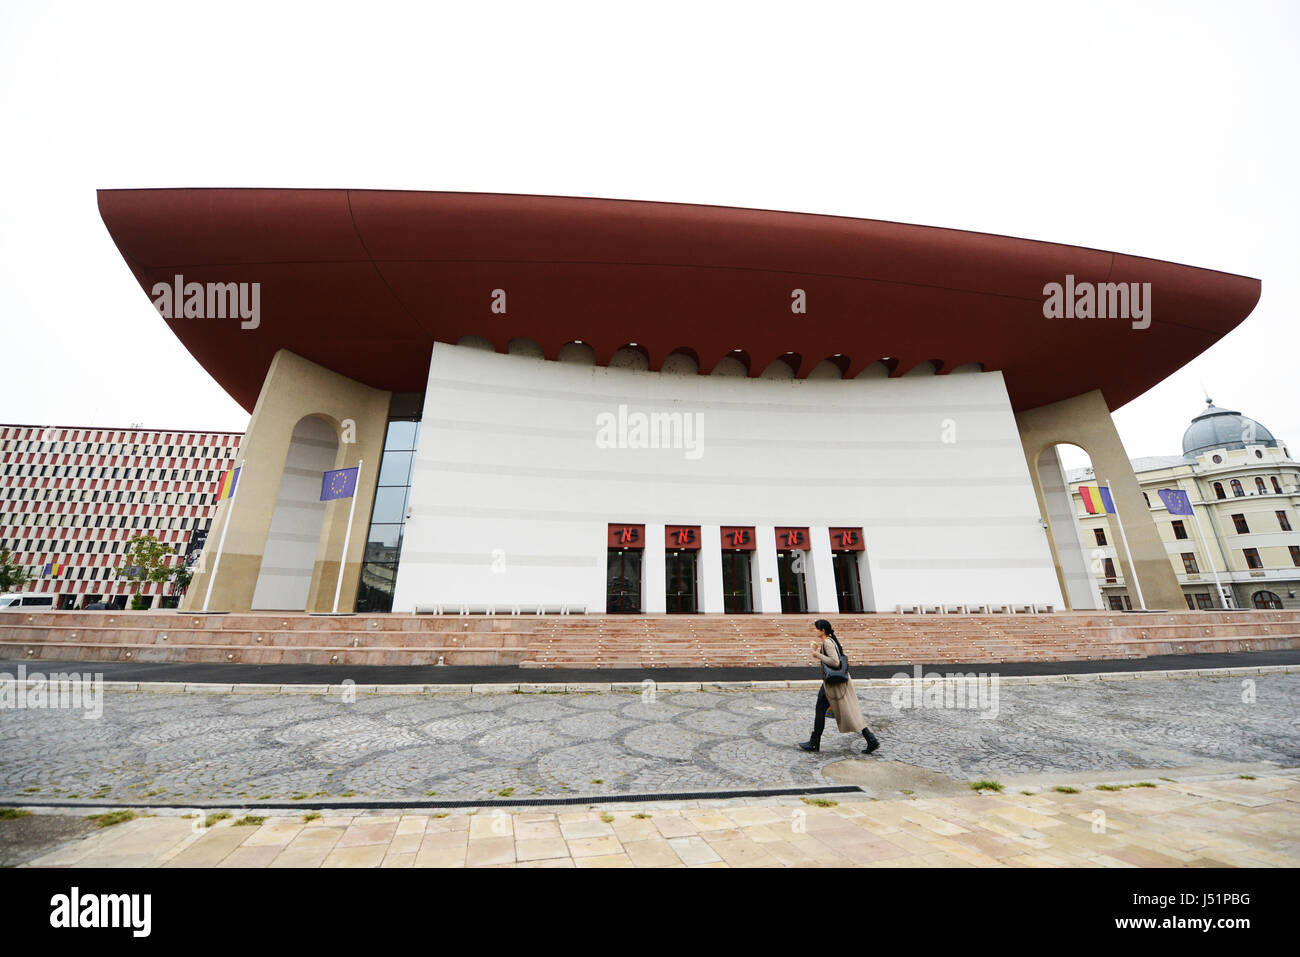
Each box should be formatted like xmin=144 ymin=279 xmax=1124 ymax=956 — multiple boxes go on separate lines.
xmin=1079 ymin=484 xmax=1116 ymax=515
xmin=216 ymin=466 xmax=241 ymax=501
xmin=43 ymin=562 xmax=62 ymax=577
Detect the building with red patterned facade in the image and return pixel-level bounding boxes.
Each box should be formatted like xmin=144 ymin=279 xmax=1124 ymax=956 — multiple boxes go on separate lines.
xmin=0 ymin=425 xmax=242 ymax=609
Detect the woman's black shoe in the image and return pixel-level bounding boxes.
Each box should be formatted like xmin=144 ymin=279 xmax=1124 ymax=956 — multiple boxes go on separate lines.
xmin=862 ymin=729 xmax=880 ymax=755
xmin=798 ymin=739 xmax=820 ymax=752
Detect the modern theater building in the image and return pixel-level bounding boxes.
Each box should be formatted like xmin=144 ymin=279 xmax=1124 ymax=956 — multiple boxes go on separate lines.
xmin=94 ymin=189 xmax=1264 ymax=616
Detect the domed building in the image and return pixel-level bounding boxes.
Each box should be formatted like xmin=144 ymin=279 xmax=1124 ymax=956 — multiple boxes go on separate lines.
xmin=1182 ymin=400 xmax=1280 ymax=460
xmin=1071 ymin=400 xmax=1299 ymax=610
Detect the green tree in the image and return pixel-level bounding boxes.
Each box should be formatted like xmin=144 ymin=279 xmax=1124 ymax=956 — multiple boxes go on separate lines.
xmin=171 ymin=564 xmax=194 ymax=597
xmin=115 ymin=535 xmax=180 ymax=610
xmin=0 ymin=549 xmax=31 ymax=593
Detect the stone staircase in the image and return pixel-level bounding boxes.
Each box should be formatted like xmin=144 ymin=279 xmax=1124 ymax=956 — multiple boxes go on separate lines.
xmin=1 ymin=609 xmax=1298 ymax=670
xmin=0 ymin=612 xmax=532 ymax=667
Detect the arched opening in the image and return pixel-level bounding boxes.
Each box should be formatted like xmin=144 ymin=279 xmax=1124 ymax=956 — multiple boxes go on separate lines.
xmin=902 ymin=359 xmax=941 ymax=377
xmin=557 ymin=340 xmax=595 ymax=365
xmin=506 ymin=337 xmax=544 ymax=359
xmin=711 ymin=351 xmax=750 ymax=377
xmin=456 ymin=335 xmax=495 ymax=352
xmin=1252 ymin=590 xmax=1283 ymax=609
xmin=948 ymin=362 xmax=984 ymax=375
xmin=251 ymin=415 xmax=339 ymax=610
xmin=807 ymin=355 xmax=849 ymax=380
xmin=1036 ymin=442 xmax=1107 ymax=610
xmin=660 ymin=347 xmax=700 ymax=376
xmin=759 ymin=355 xmax=797 ymax=379
xmin=608 ymin=344 xmax=650 ymax=371
xmin=855 ymin=358 xmax=898 ymax=379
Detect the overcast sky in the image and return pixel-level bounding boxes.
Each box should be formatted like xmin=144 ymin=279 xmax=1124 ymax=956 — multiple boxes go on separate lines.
xmin=1 ymin=1 xmax=1295 ymax=471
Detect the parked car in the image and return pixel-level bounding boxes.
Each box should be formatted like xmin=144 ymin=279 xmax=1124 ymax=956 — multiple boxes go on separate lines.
xmin=0 ymin=594 xmax=56 ymax=610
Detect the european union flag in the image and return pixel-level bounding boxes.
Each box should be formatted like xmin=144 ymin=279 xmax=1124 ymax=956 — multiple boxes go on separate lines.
xmin=1157 ymin=488 xmax=1193 ymax=515
xmin=320 ymin=466 xmax=359 ymax=501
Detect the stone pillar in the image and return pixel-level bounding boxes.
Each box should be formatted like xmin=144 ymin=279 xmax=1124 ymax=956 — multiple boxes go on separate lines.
xmin=699 ymin=524 xmax=724 ymax=612
xmin=643 ymin=522 xmax=666 ymax=614
xmin=1016 ymin=389 xmax=1184 ymax=611
xmin=806 ymin=526 xmax=840 ymax=614
xmin=183 ymin=349 xmax=391 ymax=613
xmin=753 ymin=525 xmax=782 ymax=613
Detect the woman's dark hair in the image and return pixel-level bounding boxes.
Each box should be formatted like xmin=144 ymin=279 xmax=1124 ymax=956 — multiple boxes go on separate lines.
xmin=813 ymin=618 xmax=835 ymax=638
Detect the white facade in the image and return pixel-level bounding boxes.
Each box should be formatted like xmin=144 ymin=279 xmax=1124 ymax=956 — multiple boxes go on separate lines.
xmin=391 ymin=343 xmax=1064 ymax=613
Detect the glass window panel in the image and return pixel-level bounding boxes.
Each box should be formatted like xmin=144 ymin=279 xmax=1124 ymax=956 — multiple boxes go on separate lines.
xmin=356 ymin=563 xmax=397 ymax=613
xmin=364 ymin=526 xmax=404 ymax=566
xmin=370 ymin=486 xmax=408 ymax=524
xmin=385 ymin=421 xmax=419 ymax=451
xmin=377 ymin=451 xmax=413 ymax=487
xmin=365 ymin=523 xmax=404 ymax=549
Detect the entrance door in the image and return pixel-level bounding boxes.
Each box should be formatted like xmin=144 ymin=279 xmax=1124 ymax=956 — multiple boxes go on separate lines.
xmin=665 ymin=550 xmax=697 ymax=614
xmin=606 ymin=549 xmax=643 ymax=613
xmin=721 ymin=551 xmax=753 ymax=612
xmin=832 ymin=551 xmax=863 ymax=613
xmin=776 ymin=550 xmax=807 ymax=613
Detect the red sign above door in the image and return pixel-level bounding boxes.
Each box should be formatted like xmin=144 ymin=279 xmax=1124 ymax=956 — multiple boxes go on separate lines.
xmin=775 ymin=527 xmax=810 ymax=550
xmin=665 ymin=525 xmax=701 ymax=549
xmin=720 ymin=526 xmax=756 ymax=551
xmin=608 ymin=523 xmax=645 ymax=548
xmin=829 ymin=527 xmax=865 ymax=551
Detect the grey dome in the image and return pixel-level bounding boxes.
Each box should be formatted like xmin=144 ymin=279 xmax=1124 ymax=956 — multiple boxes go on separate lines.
xmin=1182 ymin=398 xmax=1278 ymax=459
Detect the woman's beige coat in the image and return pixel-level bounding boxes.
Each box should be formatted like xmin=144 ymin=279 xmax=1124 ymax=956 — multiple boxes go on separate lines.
xmin=815 ymin=637 xmax=867 ymax=733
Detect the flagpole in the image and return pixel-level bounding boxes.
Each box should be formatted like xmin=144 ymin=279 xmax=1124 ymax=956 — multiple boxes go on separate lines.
xmin=1188 ymin=495 xmax=1227 ymax=609
xmin=1104 ymin=480 xmax=1148 ymax=610
xmin=331 ymin=459 xmax=362 ymax=614
xmin=202 ymin=461 xmax=244 ymax=612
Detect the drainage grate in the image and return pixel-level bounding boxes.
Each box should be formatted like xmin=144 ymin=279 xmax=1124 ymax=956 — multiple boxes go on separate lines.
xmin=1 ymin=785 xmax=863 ymax=812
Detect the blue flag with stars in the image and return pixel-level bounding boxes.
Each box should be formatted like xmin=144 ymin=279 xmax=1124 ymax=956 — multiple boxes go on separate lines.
xmin=320 ymin=466 xmax=359 ymax=501
xmin=1157 ymin=488 xmax=1193 ymax=515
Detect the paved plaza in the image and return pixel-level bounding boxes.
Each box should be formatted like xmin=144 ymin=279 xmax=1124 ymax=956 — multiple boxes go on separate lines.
xmin=9 ymin=772 xmax=1300 ymax=867
xmin=1 ymin=674 xmax=1296 ymax=805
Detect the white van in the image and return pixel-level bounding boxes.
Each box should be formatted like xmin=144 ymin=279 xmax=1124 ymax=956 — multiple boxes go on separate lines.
xmin=0 ymin=594 xmax=55 ymax=610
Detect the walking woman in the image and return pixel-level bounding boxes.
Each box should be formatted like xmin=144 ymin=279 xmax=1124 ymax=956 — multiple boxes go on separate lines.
xmin=799 ymin=619 xmax=880 ymax=755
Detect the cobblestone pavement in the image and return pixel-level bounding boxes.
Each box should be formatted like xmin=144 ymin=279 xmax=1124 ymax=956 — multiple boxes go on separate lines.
xmin=14 ymin=773 xmax=1300 ymax=867
xmin=0 ymin=675 xmax=1296 ymax=804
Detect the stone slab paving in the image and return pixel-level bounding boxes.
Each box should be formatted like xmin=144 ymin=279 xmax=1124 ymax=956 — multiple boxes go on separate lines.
xmin=11 ymin=772 xmax=1300 ymax=867
xmin=0 ymin=675 xmax=1296 ymax=804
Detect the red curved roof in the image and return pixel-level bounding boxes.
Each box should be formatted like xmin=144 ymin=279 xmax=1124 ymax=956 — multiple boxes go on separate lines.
xmin=97 ymin=188 xmax=1260 ymax=413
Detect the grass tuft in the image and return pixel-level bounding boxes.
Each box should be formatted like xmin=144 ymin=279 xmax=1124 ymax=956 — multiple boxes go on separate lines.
xmin=969 ymin=780 xmax=1003 ymax=792
xmin=87 ymin=810 xmax=135 ymax=828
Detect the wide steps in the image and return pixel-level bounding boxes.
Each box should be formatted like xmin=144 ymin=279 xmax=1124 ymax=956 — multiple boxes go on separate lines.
xmin=3 ymin=610 xmax=1297 ymax=669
